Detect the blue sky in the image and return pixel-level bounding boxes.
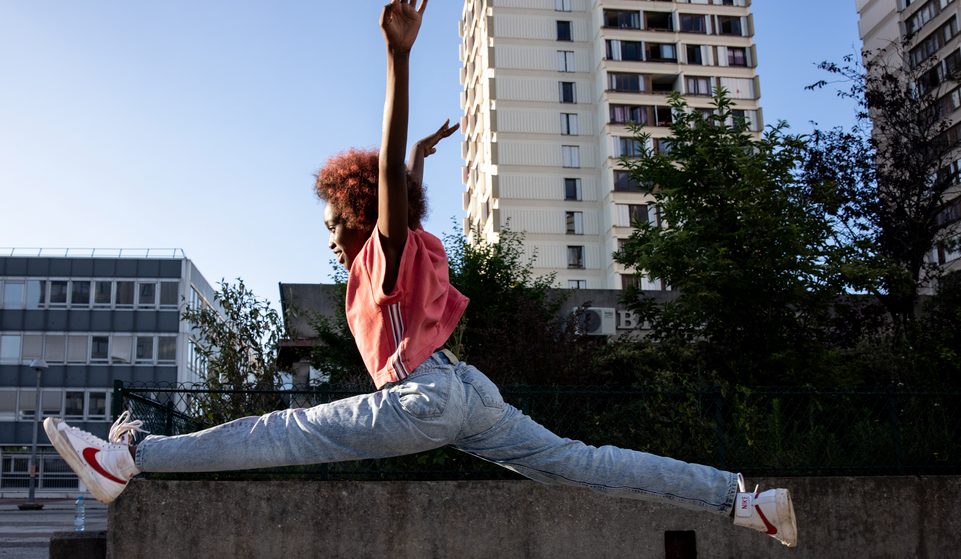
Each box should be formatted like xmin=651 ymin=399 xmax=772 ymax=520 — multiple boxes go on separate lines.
xmin=0 ymin=1 xmax=861 ymax=307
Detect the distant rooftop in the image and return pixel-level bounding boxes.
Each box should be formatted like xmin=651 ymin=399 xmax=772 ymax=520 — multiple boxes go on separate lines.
xmin=0 ymin=248 xmax=187 ymax=259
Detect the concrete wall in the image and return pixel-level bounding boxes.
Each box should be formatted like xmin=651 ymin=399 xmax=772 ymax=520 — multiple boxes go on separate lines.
xmin=108 ymin=476 xmax=961 ymax=559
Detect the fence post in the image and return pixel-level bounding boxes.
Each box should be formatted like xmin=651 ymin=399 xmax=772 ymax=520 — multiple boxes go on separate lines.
xmin=164 ymin=401 xmax=175 ymax=436
xmin=111 ymin=380 xmax=126 ymax=420
xmin=887 ymin=389 xmax=905 ymax=472
xmin=714 ymin=387 xmax=727 ymax=470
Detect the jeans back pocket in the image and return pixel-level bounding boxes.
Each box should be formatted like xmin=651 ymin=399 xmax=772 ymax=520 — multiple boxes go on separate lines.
xmin=392 ymin=369 xmax=453 ymax=419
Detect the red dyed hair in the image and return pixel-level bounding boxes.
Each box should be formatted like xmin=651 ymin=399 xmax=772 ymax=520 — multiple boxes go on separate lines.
xmin=314 ymin=148 xmax=427 ymax=231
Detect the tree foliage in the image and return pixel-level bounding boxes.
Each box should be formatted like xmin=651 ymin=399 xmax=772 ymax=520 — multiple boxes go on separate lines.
xmin=803 ymin=45 xmax=961 ymax=332
xmin=614 ymin=90 xmax=842 ymax=385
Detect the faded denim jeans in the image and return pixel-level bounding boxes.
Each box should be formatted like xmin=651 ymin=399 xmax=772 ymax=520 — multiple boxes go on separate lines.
xmin=136 ymin=352 xmax=737 ymax=515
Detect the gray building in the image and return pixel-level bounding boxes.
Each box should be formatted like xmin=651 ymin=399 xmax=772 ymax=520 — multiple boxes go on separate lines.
xmin=0 ymin=248 xmax=216 ymax=495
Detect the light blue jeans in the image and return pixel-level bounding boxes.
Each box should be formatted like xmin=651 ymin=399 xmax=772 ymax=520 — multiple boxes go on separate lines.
xmin=136 ymin=352 xmax=737 ymax=515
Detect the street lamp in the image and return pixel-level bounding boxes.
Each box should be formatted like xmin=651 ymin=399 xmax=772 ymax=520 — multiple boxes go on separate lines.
xmin=18 ymin=358 xmax=48 ymax=511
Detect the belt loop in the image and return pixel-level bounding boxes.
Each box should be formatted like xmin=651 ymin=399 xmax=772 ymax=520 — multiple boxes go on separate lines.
xmin=439 ymin=349 xmax=460 ymax=365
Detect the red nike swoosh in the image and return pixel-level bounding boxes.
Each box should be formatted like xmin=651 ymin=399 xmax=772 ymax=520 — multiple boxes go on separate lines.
xmin=755 ymin=504 xmax=778 ymax=535
xmin=82 ymin=447 xmax=128 ymax=485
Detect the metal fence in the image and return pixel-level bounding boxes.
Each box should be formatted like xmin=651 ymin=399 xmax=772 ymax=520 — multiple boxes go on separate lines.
xmin=113 ymin=380 xmax=961 ymax=480
xmin=0 ymin=449 xmax=79 ymax=492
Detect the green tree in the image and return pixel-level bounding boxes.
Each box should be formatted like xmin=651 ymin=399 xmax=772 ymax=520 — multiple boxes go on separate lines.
xmin=803 ymin=45 xmax=961 ymax=334
xmin=614 ymin=90 xmax=842 ymax=385
xmin=181 ymin=279 xmax=286 ymax=422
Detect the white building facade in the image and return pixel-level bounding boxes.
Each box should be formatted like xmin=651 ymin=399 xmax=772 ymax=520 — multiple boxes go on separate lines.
xmin=460 ymin=0 xmax=762 ymax=289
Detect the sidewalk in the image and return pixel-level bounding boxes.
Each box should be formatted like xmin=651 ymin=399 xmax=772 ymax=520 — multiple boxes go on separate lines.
xmin=0 ymin=498 xmax=107 ymax=559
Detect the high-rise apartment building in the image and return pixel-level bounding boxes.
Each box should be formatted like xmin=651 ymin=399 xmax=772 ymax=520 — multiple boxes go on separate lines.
xmin=857 ymin=0 xmax=961 ymax=276
xmin=0 ymin=249 xmax=216 ymax=494
xmin=460 ymin=0 xmax=761 ymax=290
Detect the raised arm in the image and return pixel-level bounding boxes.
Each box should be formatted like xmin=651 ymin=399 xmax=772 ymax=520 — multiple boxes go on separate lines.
xmin=408 ymin=119 xmax=460 ymax=190
xmin=379 ymin=0 xmax=427 ymax=293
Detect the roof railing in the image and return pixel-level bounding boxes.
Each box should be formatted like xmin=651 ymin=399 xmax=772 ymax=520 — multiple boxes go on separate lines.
xmin=0 ymin=248 xmax=187 ymax=259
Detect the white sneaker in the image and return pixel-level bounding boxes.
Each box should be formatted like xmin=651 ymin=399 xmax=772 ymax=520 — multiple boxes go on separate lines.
xmin=43 ymin=411 xmax=146 ymax=504
xmin=732 ymin=474 xmax=798 ymax=547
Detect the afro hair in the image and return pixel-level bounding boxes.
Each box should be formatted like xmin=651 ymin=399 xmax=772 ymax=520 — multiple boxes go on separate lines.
xmin=314 ymin=148 xmax=428 ymax=231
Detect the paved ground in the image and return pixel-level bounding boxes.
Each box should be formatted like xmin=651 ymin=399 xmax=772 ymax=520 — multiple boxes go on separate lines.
xmin=0 ymin=498 xmax=107 ymax=559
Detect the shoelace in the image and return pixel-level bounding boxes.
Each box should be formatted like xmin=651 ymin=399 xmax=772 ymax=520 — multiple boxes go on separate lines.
xmin=736 ymin=473 xmax=760 ymax=496
xmin=108 ymin=410 xmax=149 ymax=445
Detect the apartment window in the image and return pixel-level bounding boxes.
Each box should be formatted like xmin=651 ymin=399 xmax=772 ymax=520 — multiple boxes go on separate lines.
xmin=654 ymin=105 xmax=673 ymax=126
xmin=567 ymin=246 xmax=585 ymax=269
xmin=25 ymin=280 xmax=42 ymax=309
xmin=606 ymin=40 xmax=644 ymax=62
xmin=686 ymin=76 xmax=712 ymax=96
xmin=158 ymin=336 xmax=177 ymax=363
xmin=557 ymin=50 xmax=575 ymax=72
xmin=0 ymin=335 xmax=20 ymax=363
xmin=65 ymin=392 xmax=85 ymax=419
xmin=91 ymin=336 xmax=109 ymax=361
xmin=604 ymin=10 xmax=641 ymax=29
xmin=645 ymin=11 xmax=674 ymax=31
xmin=621 ymin=274 xmax=640 ymax=290
xmin=562 ymin=145 xmax=580 ymax=168
xmin=717 ymin=16 xmax=742 ymax=35
xmin=608 ymin=72 xmax=644 ymax=92
xmin=136 ymin=336 xmax=154 ymax=363
xmin=21 ymin=335 xmax=42 ymax=362
xmin=564 ymin=178 xmax=582 ymax=201
xmin=568 ymin=280 xmax=587 ymax=289
xmin=614 ymin=170 xmax=643 ymax=192
xmin=728 ymin=47 xmax=748 ymax=67
xmin=2 ymin=281 xmax=23 ymax=309
xmin=618 ymin=137 xmax=644 ymax=158
xmin=566 ymin=211 xmax=584 ymax=235
xmin=71 ymin=281 xmax=91 ymax=307
xmin=137 ymin=282 xmax=156 ymax=308
xmin=0 ymin=391 xmax=16 ymax=420
xmin=646 ymin=43 xmax=677 ymax=62
xmin=611 ymin=104 xmax=648 ymax=125
xmin=679 ymin=14 xmax=705 ymax=33
xmin=67 ymin=335 xmax=87 ymax=363
xmin=160 ymin=281 xmax=179 ymax=306
xmin=49 ymin=281 xmax=68 ymax=305
xmin=116 ymin=281 xmax=134 ymax=306
xmin=555 ymin=0 xmax=572 ymax=11
xmin=44 ymin=334 xmax=66 ymax=363
xmin=557 ymin=20 xmax=572 ymax=41
xmin=616 ymin=204 xmax=651 ymax=227
xmin=94 ymin=281 xmax=112 ymax=306
xmin=561 ymin=113 xmax=578 ymax=135
xmin=655 ymin=138 xmax=673 ymax=155
xmin=111 ymin=335 xmax=133 ymax=364
xmin=686 ymin=45 xmax=704 ymax=65
xmin=89 ymin=392 xmax=108 ymax=419
xmin=559 ymin=81 xmax=576 ymax=103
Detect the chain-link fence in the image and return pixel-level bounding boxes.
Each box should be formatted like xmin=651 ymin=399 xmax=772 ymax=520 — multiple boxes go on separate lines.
xmin=113 ymin=380 xmax=961 ymax=480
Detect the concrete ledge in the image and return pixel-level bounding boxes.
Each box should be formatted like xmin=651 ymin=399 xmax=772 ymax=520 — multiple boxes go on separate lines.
xmin=50 ymin=530 xmax=106 ymax=559
xmin=108 ymin=476 xmax=961 ymax=559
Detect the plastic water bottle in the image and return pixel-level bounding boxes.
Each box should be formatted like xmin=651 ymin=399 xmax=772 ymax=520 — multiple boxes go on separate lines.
xmin=73 ymin=495 xmax=85 ymax=532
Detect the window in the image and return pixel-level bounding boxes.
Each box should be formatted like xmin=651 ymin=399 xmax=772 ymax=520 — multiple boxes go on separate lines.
xmin=67 ymin=335 xmax=87 ymax=363
xmin=556 ymin=20 xmax=572 ymax=41
xmin=21 ymin=335 xmax=42 ymax=361
xmin=604 ymin=10 xmax=641 ymax=29
xmin=566 ymin=211 xmax=584 ymax=235
xmin=91 ymin=336 xmax=109 ymax=361
xmin=65 ymin=391 xmax=85 ymax=419
xmin=560 ymin=113 xmax=578 ymax=135
xmin=655 ymin=138 xmax=673 ymax=154
xmin=611 ymin=104 xmax=648 ymax=125
xmin=0 ymin=391 xmax=16 ymax=421
xmin=559 ymin=81 xmax=576 ymax=103
xmin=160 ymin=281 xmax=179 ymax=306
xmin=616 ymin=204 xmax=651 ymax=227
xmin=621 ymin=274 xmax=640 ymax=290
xmin=2 ymin=281 xmax=24 ymax=309
xmin=116 ymin=281 xmax=134 ymax=306
xmin=111 ymin=335 xmax=133 ymax=364
xmin=567 ymin=246 xmax=585 ymax=269
xmin=136 ymin=336 xmax=154 ymax=363
xmin=645 ymin=11 xmax=674 ymax=31
xmin=618 ymin=137 xmax=644 ymax=158
xmin=555 ymin=0 xmax=571 ymax=11
xmin=25 ymin=280 xmax=42 ymax=309
xmin=686 ymin=76 xmax=712 ymax=95
xmin=557 ymin=50 xmax=575 ymax=72
xmin=568 ymin=280 xmax=587 ymax=289
xmin=71 ymin=281 xmax=91 ymax=307
xmin=0 ymin=335 xmax=20 ymax=363
xmin=654 ymin=105 xmax=673 ymax=126
xmin=94 ymin=281 xmax=112 ymax=306
xmin=88 ymin=392 xmax=108 ymax=420
xmin=564 ymin=178 xmax=582 ymax=201
xmin=727 ymin=47 xmax=748 ymax=66
xmin=606 ymin=40 xmax=644 ymax=61
xmin=686 ymin=45 xmax=704 ymax=65
xmin=137 ymin=282 xmax=156 ymax=308
xmin=562 ymin=145 xmax=580 ymax=168
xmin=608 ymin=72 xmax=644 ymax=92
xmin=44 ymin=334 xmax=66 ymax=363
xmin=646 ymin=43 xmax=677 ymax=62
xmin=48 ymin=281 xmax=68 ymax=305
xmin=614 ymin=170 xmax=643 ymax=192
xmin=679 ymin=14 xmax=705 ymax=33
xmin=717 ymin=15 xmax=742 ymax=35
xmin=158 ymin=336 xmax=177 ymax=363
